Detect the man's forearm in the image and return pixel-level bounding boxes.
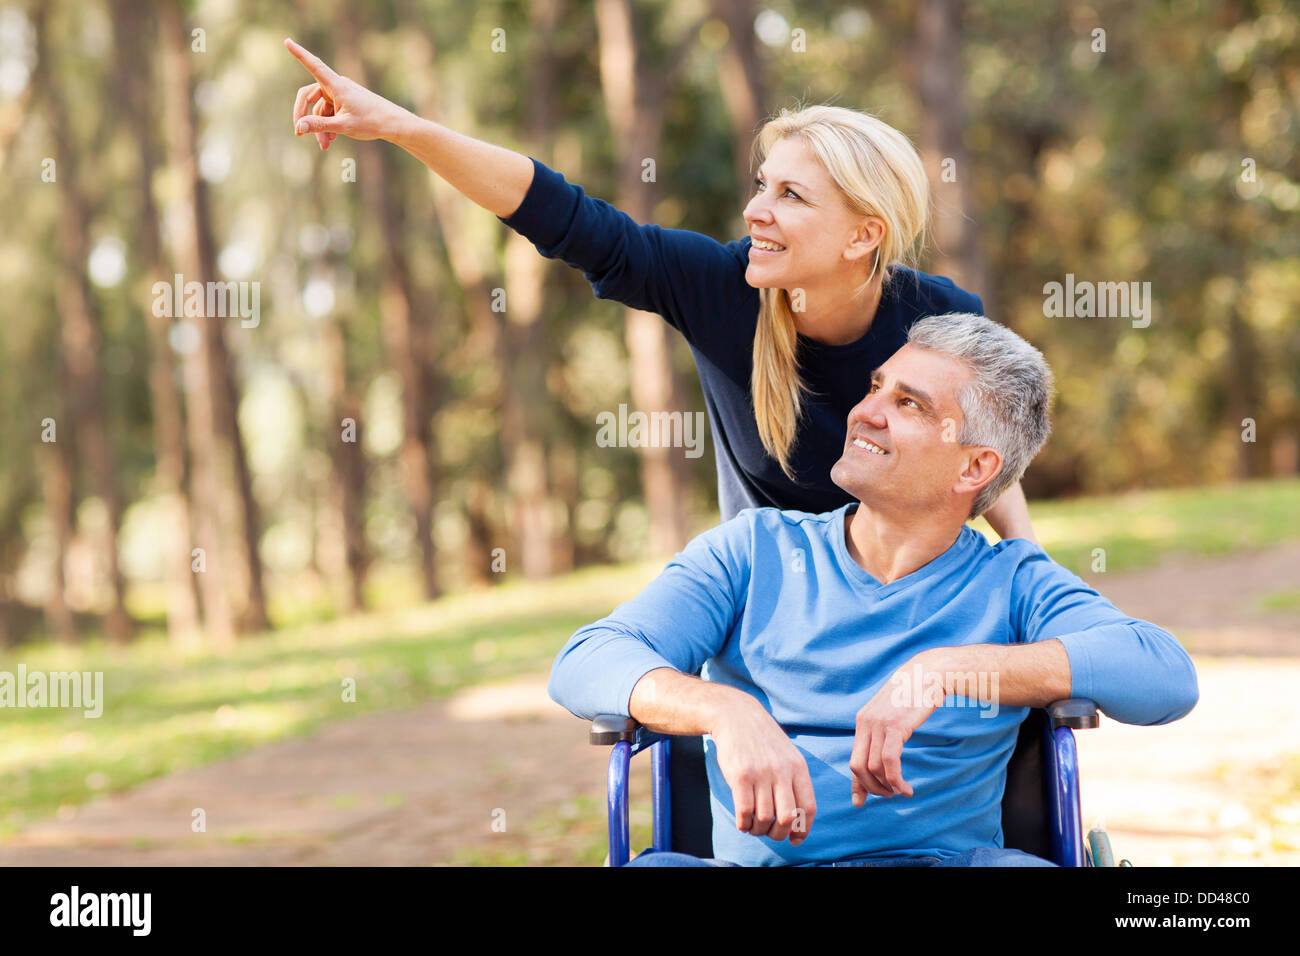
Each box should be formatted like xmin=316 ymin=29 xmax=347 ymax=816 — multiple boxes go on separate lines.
xmin=386 ymin=112 xmax=535 ymax=219
xmin=628 ymin=667 xmax=760 ymax=736
xmin=908 ymin=640 xmax=1072 ymax=708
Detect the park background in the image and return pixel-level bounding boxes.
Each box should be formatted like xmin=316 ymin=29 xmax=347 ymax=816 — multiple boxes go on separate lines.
xmin=0 ymin=0 xmax=1296 ymax=865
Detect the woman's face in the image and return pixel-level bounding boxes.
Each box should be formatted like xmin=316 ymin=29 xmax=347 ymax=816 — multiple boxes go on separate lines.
xmin=742 ymin=136 xmax=883 ymax=292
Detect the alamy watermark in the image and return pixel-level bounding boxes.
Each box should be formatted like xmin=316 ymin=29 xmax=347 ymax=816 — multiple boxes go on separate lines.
xmin=1042 ymin=273 xmax=1151 ymax=329
xmin=595 ymin=404 xmax=706 ymax=459
xmin=0 ymin=665 xmax=103 ymax=718
xmin=889 ymin=661 xmax=1000 ymax=719
xmin=152 ymin=273 xmax=260 ymax=328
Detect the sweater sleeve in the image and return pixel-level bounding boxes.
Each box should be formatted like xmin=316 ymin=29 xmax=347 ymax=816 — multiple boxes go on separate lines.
xmin=547 ymin=512 xmax=754 ymax=721
xmin=498 ymin=157 xmax=751 ymax=350
xmin=1009 ymin=547 xmax=1199 ymax=726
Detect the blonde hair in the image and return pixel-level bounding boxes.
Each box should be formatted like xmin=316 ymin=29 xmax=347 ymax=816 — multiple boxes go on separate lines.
xmin=750 ymin=105 xmax=930 ymax=481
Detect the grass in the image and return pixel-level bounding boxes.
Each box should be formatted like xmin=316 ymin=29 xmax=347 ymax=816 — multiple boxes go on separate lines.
xmin=1 ymin=477 xmax=1297 ymax=842
xmin=1257 ymin=589 xmax=1300 ymax=613
xmin=0 ymin=561 xmax=664 ymax=838
xmin=974 ymin=477 xmax=1300 ymax=575
xmin=444 ymin=792 xmax=653 ymax=866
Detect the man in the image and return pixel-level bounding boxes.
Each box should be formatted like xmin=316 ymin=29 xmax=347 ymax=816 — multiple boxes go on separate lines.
xmin=548 ymin=313 xmax=1199 ymax=867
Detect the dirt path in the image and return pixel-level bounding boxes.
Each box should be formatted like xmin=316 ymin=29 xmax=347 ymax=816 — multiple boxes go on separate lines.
xmin=2 ymin=544 xmax=1297 ymax=866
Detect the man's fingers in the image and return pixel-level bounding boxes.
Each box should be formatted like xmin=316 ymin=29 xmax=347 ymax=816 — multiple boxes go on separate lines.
xmin=791 ymin=772 xmax=817 ymax=845
xmin=734 ymin=783 xmax=755 ymax=834
xmin=769 ymin=783 xmax=797 ymax=842
xmin=284 ymin=37 xmax=339 ymax=91
xmin=866 ymin=726 xmax=894 ymax=796
xmin=849 ymin=730 xmax=873 ymax=806
xmin=851 ymin=726 xmax=891 ymax=800
xmin=881 ymin=726 xmax=912 ymax=797
xmin=751 ymin=785 xmax=775 ymax=837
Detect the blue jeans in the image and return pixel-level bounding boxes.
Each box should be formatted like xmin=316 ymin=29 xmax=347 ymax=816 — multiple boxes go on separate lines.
xmin=623 ymin=846 xmax=1057 ymax=867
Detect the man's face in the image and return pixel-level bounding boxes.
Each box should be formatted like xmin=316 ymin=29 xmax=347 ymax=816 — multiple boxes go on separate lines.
xmin=830 ymin=344 xmax=999 ymax=514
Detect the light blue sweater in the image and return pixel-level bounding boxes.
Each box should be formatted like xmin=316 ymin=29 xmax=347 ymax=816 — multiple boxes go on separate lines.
xmin=548 ymin=504 xmax=1199 ymax=865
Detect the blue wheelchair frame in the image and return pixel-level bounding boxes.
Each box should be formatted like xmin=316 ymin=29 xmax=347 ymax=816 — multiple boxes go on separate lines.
xmin=590 ymin=697 xmax=1108 ymax=867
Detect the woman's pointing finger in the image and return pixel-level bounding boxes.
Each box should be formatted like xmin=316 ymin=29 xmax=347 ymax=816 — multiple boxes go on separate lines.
xmin=284 ymin=37 xmax=339 ymax=92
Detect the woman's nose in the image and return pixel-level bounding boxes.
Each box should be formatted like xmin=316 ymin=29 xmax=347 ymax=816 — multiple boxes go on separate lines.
xmin=743 ymin=193 xmax=771 ymax=225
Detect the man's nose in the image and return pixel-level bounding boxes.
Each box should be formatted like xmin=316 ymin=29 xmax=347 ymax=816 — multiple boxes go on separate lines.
xmin=850 ymin=392 xmax=888 ymax=429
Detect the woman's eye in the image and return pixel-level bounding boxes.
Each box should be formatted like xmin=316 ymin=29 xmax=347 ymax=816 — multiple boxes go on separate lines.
xmin=754 ymin=178 xmax=799 ymax=200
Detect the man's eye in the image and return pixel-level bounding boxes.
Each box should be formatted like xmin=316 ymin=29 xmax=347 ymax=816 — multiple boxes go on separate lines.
xmin=901 ymin=398 xmax=918 ymax=409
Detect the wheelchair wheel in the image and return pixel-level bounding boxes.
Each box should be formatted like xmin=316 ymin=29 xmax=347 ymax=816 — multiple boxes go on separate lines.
xmin=1087 ymin=827 xmax=1116 ymax=867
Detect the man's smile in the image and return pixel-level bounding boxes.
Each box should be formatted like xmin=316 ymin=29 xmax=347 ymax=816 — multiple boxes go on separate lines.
xmin=851 ymin=435 xmax=889 ymax=456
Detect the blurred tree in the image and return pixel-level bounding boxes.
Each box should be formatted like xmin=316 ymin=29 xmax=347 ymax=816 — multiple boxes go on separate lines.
xmin=109 ymin=0 xmax=201 ymax=646
xmin=595 ymin=0 xmax=702 ymax=556
xmin=157 ymin=0 xmax=237 ymax=646
xmin=337 ymin=7 xmax=443 ymax=599
xmin=39 ymin=3 xmax=133 ymax=643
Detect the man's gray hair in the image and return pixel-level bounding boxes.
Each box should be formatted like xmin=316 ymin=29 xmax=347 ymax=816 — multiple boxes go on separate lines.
xmin=906 ymin=313 xmax=1054 ymax=517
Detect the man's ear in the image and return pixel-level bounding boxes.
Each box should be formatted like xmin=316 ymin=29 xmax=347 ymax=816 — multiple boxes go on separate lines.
xmin=955 ymin=447 xmax=1003 ymax=500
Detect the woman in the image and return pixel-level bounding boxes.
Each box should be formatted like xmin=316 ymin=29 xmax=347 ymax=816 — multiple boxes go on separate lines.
xmin=285 ymin=38 xmax=1037 ymax=540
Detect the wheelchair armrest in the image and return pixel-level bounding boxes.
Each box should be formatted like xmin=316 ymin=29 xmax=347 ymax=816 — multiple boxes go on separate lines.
xmin=590 ymin=715 xmax=667 ymax=754
xmin=1048 ymin=698 xmax=1098 ymax=729
xmin=590 ymin=714 xmax=639 ymax=745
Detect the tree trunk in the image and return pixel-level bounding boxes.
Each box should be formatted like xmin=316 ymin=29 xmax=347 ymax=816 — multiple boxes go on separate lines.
xmin=323 ymin=309 xmax=370 ymax=612
xmin=40 ymin=16 xmax=132 ymax=644
xmin=110 ymin=0 xmax=201 ymax=647
xmin=916 ymin=0 xmax=990 ymax=303
xmin=400 ymin=4 xmax=564 ymax=582
xmin=596 ymin=0 xmax=692 ymax=556
xmin=40 ymin=428 xmax=78 ymax=645
xmin=712 ymin=0 xmax=768 ymax=210
xmin=336 ymin=16 xmax=440 ymax=599
xmin=401 ymin=31 xmax=511 ymax=586
xmin=156 ymin=0 xmax=236 ymax=648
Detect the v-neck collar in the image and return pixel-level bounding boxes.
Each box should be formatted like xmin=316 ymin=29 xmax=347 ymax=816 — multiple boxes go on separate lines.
xmin=830 ymin=501 xmax=975 ymax=597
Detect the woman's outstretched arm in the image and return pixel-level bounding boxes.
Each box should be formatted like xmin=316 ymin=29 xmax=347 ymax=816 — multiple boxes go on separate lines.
xmin=285 ymin=37 xmax=533 ymax=219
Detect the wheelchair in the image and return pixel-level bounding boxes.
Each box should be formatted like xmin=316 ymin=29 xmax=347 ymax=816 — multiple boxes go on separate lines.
xmin=589 ymin=697 xmax=1129 ymax=867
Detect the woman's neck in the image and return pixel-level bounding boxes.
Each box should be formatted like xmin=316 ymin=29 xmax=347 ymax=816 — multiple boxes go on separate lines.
xmin=792 ymin=276 xmax=885 ymax=346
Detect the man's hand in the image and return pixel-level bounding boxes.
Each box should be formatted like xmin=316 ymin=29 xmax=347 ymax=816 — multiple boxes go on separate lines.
xmin=710 ymin=699 xmax=817 ymax=846
xmin=849 ymin=660 xmax=942 ymax=805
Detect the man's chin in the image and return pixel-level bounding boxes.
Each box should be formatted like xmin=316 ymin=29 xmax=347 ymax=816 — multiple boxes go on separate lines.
xmin=829 ymin=461 xmax=857 ymax=497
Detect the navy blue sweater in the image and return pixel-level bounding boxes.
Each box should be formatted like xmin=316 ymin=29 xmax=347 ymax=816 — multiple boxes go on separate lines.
xmin=499 ymin=159 xmax=985 ymax=520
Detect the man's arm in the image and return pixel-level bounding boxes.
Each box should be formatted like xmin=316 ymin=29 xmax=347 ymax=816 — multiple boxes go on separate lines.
xmin=546 ymin=516 xmax=751 ymax=721
xmin=547 ymin=513 xmax=817 ymax=846
xmin=1008 ymin=547 xmax=1199 ymax=725
xmin=849 ymin=640 xmax=1070 ymax=803
xmin=849 ymin=548 xmax=1198 ymax=804
xmin=908 ymin=639 xmax=1071 ymax=709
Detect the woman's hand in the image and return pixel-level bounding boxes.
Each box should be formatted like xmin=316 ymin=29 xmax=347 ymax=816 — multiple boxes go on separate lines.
xmin=285 ymin=37 xmax=407 ymax=151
